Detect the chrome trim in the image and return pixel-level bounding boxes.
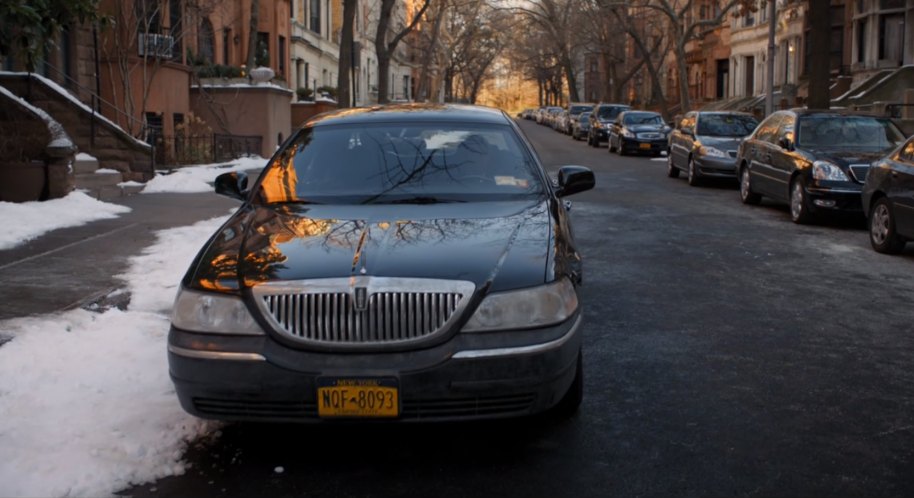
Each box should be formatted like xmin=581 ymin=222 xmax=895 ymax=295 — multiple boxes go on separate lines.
xmin=806 ymin=187 xmax=862 ymax=194
xmin=452 ymin=314 xmax=582 ymax=359
xmin=168 ymin=344 xmax=266 ymax=362
xmin=252 ymin=277 xmax=475 ymax=348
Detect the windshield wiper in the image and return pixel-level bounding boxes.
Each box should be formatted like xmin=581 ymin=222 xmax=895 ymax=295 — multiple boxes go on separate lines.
xmin=373 ymin=196 xmax=465 ymax=205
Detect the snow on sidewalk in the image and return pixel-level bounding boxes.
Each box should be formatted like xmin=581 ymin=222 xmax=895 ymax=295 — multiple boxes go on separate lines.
xmin=0 ymin=191 xmax=131 ymax=251
xmin=0 ymin=215 xmax=230 ymax=498
xmin=142 ymin=156 xmax=266 ymax=194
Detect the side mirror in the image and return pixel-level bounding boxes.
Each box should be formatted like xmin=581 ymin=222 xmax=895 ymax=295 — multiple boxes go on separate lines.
xmin=214 ymin=171 xmax=248 ymax=201
xmin=778 ymin=137 xmax=793 ymax=151
xmin=556 ymin=166 xmax=595 ymax=198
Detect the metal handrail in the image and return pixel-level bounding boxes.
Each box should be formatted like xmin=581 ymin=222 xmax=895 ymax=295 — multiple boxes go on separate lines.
xmin=37 ymin=62 xmax=148 ymax=132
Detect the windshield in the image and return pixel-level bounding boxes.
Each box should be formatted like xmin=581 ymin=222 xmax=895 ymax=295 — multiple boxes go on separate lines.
xmin=623 ymin=113 xmax=663 ymax=125
xmin=797 ymin=115 xmax=906 ymax=150
xmin=579 ymin=112 xmax=592 ymax=122
xmin=570 ymin=105 xmax=593 ymax=115
xmin=696 ymin=114 xmax=758 ymax=137
xmin=254 ymin=124 xmax=544 ymax=205
xmin=598 ymin=106 xmax=628 ymax=120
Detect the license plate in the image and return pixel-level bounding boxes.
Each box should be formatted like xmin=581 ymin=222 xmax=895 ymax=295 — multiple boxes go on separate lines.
xmin=639 ymin=143 xmax=652 ymax=149
xmin=317 ymin=378 xmax=399 ymax=418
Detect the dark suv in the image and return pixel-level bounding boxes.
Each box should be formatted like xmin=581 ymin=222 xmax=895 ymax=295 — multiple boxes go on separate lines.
xmin=587 ymin=103 xmax=630 ymax=147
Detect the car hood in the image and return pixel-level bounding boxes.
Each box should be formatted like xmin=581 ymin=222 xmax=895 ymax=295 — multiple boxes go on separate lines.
xmin=184 ymin=200 xmax=554 ymax=294
xmin=697 ymin=136 xmax=744 ymax=150
xmin=799 ymin=148 xmax=887 ymax=168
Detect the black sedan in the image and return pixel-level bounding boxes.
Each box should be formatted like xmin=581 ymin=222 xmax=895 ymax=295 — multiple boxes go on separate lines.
xmin=608 ymin=111 xmax=671 ymax=156
xmin=862 ymin=135 xmax=914 ymax=253
xmin=737 ymin=109 xmax=907 ymax=224
xmin=587 ymin=103 xmax=630 ymax=147
xmin=667 ymin=111 xmax=758 ymax=186
xmin=168 ymin=104 xmax=595 ymax=422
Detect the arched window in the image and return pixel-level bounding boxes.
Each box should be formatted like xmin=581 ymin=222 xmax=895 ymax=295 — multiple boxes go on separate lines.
xmin=198 ymin=19 xmax=215 ymax=64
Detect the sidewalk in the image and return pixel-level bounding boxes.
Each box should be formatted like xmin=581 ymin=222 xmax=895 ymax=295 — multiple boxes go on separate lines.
xmin=0 ymin=191 xmax=241 ymax=321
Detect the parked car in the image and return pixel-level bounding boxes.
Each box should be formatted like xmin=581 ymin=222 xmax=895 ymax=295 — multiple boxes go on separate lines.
xmin=587 ymin=103 xmax=630 ymax=147
xmin=554 ymin=110 xmax=570 ymax=132
xmin=607 ymin=110 xmax=670 ymax=157
xmin=545 ymin=107 xmax=563 ymax=127
xmin=571 ymin=112 xmax=592 ymax=141
xmin=667 ymin=111 xmax=759 ymax=186
xmin=737 ymin=109 xmax=907 ymax=224
xmin=565 ymin=103 xmax=594 ymax=134
xmin=168 ymin=104 xmax=594 ymax=422
xmin=862 ymin=134 xmax=914 ymax=253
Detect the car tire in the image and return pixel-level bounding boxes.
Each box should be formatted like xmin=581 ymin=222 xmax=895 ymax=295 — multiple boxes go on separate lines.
xmin=608 ymin=135 xmax=616 ymax=153
xmin=789 ymin=176 xmax=815 ymax=224
xmin=552 ymin=351 xmax=583 ymax=417
xmin=687 ymin=156 xmax=702 ymax=186
xmin=618 ymin=141 xmax=627 ymax=156
xmin=739 ymin=166 xmax=761 ymax=205
xmin=667 ymin=152 xmax=679 ymax=178
xmin=869 ymin=197 xmax=907 ymax=254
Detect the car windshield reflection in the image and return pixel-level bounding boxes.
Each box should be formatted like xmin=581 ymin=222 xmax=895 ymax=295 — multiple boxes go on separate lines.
xmin=796 ymin=116 xmax=905 ymax=151
xmin=253 ymin=124 xmax=544 ymax=205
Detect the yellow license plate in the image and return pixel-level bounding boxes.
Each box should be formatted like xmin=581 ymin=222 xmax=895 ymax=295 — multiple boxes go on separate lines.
xmin=317 ymin=378 xmax=399 ymax=418
xmin=639 ymin=143 xmax=652 ymax=149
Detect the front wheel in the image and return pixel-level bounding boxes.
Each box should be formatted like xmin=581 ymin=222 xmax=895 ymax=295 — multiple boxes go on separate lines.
xmin=739 ymin=166 xmax=761 ymax=205
xmin=608 ymin=135 xmax=617 ymax=153
xmin=790 ymin=177 xmax=815 ymax=224
xmin=687 ymin=156 xmax=702 ymax=186
xmin=667 ymin=152 xmax=679 ymax=178
xmin=869 ymin=197 xmax=907 ymax=254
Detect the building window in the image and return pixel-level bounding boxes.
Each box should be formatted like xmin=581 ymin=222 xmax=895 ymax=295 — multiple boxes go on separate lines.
xmin=198 ymin=19 xmax=215 ymax=64
xmin=856 ymin=19 xmax=867 ymax=63
xmin=222 ymin=29 xmax=231 ymax=65
xmin=278 ymin=36 xmax=286 ymax=77
xmin=310 ymin=0 xmax=321 ymax=34
xmin=169 ymin=0 xmax=183 ymax=63
xmin=879 ymin=14 xmax=904 ymax=63
xmin=255 ymin=32 xmax=270 ymax=67
xmin=135 ymin=0 xmax=161 ymax=33
xmin=744 ymin=6 xmax=756 ymax=26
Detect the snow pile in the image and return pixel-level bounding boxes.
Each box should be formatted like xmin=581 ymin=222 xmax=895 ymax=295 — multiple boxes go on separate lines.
xmin=0 ymin=215 xmax=229 ymax=498
xmin=142 ymin=156 xmax=267 ymax=194
xmin=0 ymin=191 xmax=131 ymax=250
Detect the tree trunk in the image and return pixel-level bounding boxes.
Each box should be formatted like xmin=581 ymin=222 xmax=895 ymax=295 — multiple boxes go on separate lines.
xmin=246 ymin=0 xmax=260 ymax=70
xmin=377 ymin=53 xmax=391 ymax=104
xmin=563 ymin=57 xmax=580 ymax=102
xmin=416 ymin=3 xmax=444 ymax=101
xmin=675 ymin=40 xmax=691 ymax=113
xmin=807 ymin=0 xmax=831 ymax=109
xmin=337 ymin=0 xmax=357 ymax=108
xmin=375 ymin=0 xmax=394 ymax=103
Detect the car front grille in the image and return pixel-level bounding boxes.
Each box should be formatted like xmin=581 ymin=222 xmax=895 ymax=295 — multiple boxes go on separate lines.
xmin=728 ymin=150 xmax=738 ymax=158
xmin=252 ymin=278 xmax=475 ymax=349
xmin=402 ymin=393 xmax=538 ymax=420
xmin=637 ymin=132 xmax=662 ymax=139
xmin=849 ymin=164 xmax=870 ymax=183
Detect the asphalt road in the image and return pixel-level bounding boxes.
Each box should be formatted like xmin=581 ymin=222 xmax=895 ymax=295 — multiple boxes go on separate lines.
xmin=122 ymin=119 xmax=914 ymax=498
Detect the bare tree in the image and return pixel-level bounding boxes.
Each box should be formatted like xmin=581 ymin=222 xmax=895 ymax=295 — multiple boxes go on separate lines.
xmin=375 ymin=0 xmax=432 ymax=103
xmin=806 ymin=0 xmax=830 ymax=109
xmin=414 ymin=0 xmax=448 ymax=101
xmin=515 ymin=0 xmax=583 ymax=103
xmin=245 ymin=0 xmax=260 ymax=70
xmin=337 ymin=0 xmax=357 ymax=108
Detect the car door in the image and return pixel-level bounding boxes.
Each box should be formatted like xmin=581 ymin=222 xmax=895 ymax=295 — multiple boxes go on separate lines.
xmin=746 ymin=113 xmax=784 ymax=197
xmin=672 ymin=113 xmax=696 ymax=169
xmin=892 ymin=139 xmax=914 ymax=237
xmin=769 ymin=113 xmax=798 ymax=201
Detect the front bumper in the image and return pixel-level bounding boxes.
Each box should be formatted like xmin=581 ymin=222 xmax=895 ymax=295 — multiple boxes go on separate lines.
xmin=805 ymin=182 xmax=864 ymax=213
xmin=592 ymin=128 xmax=608 ymax=142
xmin=694 ymin=155 xmax=739 ymax=178
xmin=621 ymin=137 xmax=667 ymax=154
xmin=168 ymin=313 xmax=583 ymax=422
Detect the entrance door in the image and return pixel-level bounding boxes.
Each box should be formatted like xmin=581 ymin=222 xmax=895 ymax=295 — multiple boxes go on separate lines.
xmin=716 ymin=59 xmax=729 ymax=99
xmin=745 ymin=56 xmax=755 ymax=95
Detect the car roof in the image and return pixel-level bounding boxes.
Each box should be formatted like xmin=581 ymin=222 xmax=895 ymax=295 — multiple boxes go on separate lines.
xmin=305 ymin=103 xmax=511 ymax=128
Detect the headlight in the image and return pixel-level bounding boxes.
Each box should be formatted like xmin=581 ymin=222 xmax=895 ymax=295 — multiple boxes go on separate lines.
xmin=622 ymin=129 xmax=635 ymax=138
xmin=463 ymin=278 xmax=578 ymax=332
xmin=593 ymin=122 xmax=602 ymax=129
xmin=699 ymin=146 xmax=726 ymax=158
xmin=812 ymin=160 xmax=849 ymax=181
xmin=172 ymin=287 xmax=263 ymax=335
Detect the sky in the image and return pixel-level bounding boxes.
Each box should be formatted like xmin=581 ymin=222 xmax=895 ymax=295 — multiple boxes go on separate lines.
xmin=0 ymin=158 xmax=269 ymax=497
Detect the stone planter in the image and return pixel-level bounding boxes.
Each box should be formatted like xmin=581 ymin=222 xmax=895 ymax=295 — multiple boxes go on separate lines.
xmin=0 ymin=161 xmax=47 ymax=202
